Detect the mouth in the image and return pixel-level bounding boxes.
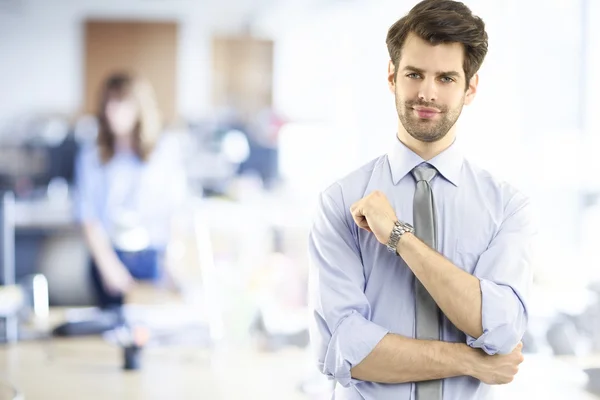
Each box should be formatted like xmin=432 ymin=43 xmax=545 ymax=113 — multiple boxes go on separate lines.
xmin=412 ymin=107 xmax=440 ymax=119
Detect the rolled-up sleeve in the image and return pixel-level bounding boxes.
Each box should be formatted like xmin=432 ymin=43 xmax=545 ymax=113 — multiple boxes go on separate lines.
xmin=308 ymin=189 xmax=389 ymax=387
xmin=467 ymin=192 xmax=537 ymax=355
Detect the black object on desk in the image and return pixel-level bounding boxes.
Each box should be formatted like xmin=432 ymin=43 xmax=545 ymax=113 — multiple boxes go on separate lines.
xmin=52 ymin=318 xmax=119 ymax=337
xmin=52 ymin=307 xmax=123 ymax=337
xmin=124 ymin=345 xmax=142 ymax=370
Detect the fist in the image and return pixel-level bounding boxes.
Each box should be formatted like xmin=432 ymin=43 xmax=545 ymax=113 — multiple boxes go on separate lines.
xmin=473 ymin=342 xmax=525 ymax=385
xmin=350 ymin=191 xmax=398 ymax=245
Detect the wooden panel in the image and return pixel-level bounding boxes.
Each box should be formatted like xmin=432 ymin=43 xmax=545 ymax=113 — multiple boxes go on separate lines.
xmin=212 ymin=36 xmax=273 ymax=122
xmin=84 ymin=21 xmax=178 ymax=122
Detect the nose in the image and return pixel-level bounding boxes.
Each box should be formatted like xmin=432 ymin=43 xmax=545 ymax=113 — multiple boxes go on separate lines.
xmin=418 ymin=78 xmax=438 ymax=103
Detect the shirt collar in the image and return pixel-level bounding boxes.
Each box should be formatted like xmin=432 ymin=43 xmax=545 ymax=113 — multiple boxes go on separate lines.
xmin=387 ymin=136 xmax=464 ymax=187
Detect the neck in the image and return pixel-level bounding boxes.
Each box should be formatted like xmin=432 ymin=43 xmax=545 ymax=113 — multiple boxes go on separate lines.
xmin=396 ymin=123 xmax=456 ymax=161
xmin=114 ymin=134 xmax=134 ymax=153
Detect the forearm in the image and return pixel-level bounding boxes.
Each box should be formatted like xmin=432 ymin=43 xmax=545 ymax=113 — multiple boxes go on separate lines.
xmin=351 ymin=333 xmax=475 ymax=383
xmin=398 ymin=233 xmax=483 ymax=338
xmin=81 ymin=221 xmax=120 ymax=272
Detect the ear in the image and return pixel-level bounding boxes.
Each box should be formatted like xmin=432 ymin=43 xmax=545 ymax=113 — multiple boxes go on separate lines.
xmin=464 ymin=74 xmax=479 ymax=105
xmin=387 ymin=60 xmax=396 ymax=94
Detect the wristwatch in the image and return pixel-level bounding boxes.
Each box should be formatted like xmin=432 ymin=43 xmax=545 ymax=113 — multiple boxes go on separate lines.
xmin=386 ymin=220 xmax=415 ymax=255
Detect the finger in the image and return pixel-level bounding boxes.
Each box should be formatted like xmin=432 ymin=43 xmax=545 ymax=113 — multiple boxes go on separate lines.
xmin=353 ymin=215 xmax=370 ymax=231
xmin=355 ymin=218 xmax=372 ymax=233
xmin=351 ymin=204 xmax=374 ymax=233
xmin=358 ymin=221 xmax=372 ymax=232
xmin=350 ymin=203 xmax=362 ymax=217
xmin=350 ymin=206 xmax=363 ymax=224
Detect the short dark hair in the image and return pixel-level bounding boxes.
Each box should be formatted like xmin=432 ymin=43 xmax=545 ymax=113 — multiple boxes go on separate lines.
xmin=386 ymin=0 xmax=488 ymax=88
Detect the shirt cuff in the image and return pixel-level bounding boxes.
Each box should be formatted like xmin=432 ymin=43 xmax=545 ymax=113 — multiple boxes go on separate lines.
xmin=323 ymin=311 xmax=389 ymax=387
xmin=466 ymin=278 xmax=525 ymax=355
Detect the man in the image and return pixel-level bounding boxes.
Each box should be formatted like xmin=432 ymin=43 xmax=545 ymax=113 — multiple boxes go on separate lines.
xmin=308 ymin=0 xmax=535 ymax=399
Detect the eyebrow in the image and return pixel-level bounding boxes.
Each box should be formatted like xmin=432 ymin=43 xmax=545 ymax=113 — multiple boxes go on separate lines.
xmin=403 ymin=65 xmax=461 ymax=78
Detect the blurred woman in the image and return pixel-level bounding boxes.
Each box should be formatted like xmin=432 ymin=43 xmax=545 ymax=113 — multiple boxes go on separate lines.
xmin=75 ymin=72 xmax=187 ymax=309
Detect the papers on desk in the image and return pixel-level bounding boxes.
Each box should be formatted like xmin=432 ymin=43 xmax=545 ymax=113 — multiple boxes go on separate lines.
xmin=102 ymin=304 xmax=211 ymax=348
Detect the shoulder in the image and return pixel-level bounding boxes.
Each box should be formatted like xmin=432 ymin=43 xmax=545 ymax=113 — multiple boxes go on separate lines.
xmin=76 ymin=144 xmax=102 ymax=171
xmin=462 ymin=158 xmax=531 ymax=215
xmin=320 ymin=154 xmax=388 ymax=214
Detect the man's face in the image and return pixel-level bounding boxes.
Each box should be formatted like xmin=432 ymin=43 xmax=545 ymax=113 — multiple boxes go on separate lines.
xmin=389 ymin=32 xmax=477 ymax=143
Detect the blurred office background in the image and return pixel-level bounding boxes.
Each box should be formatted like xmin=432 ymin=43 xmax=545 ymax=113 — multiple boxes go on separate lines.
xmin=0 ymin=0 xmax=600 ymax=398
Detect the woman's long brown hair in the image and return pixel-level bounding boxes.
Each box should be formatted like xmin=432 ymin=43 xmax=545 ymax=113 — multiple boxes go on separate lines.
xmin=96 ymin=72 xmax=162 ymax=163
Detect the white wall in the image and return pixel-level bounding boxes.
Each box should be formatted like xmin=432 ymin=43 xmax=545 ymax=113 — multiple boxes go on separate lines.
xmin=264 ymin=0 xmax=589 ymax=180
xmin=0 ymin=0 xmax=274 ymax=130
xmin=264 ymin=0 xmax=532 ymax=178
xmin=0 ymin=0 xmax=592 ymax=168
xmin=583 ymin=0 xmax=600 ymax=181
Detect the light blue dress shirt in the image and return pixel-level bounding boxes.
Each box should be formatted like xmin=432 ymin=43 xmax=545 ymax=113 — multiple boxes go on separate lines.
xmin=75 ymin=134 xmax=187 ymax=251
xmin=308 ymin=138 xmax=536 ymax=400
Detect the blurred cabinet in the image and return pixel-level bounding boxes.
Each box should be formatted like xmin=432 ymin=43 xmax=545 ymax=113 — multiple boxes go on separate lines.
xmin=212 ymin=36 xmax=273 ymax=122
xmin=84 ymin=20 xmax=178 ymax=122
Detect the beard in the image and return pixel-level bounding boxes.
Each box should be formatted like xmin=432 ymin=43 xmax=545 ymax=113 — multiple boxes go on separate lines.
xmin=396 ymin=91 xmax=464 ymax=143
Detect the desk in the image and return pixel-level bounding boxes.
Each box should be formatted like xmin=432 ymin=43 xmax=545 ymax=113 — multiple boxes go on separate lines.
xmin=4 ymin=337 xmax=600 ymax=400
xmin=0 ymin=338 xmax=313 ymax=400
xmin=0 ymin=290 xmax=311 ymax=400
xmin=0 ymin=328 xmax=311 ymax=400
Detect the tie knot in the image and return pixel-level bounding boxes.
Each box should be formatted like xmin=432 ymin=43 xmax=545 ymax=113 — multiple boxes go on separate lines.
xmin=411 ymin=164 xmax=438 ymax=183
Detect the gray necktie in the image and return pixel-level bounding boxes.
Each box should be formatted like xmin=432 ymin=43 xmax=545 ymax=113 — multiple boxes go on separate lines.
xmin=412 ymin=164 xmax=442 ymax=400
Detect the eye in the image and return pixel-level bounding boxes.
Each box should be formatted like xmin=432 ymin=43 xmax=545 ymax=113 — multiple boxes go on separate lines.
xmin=440 ymin=76 xmax=455 ymax=83
xmin=406 ymin=73 xmax=422 ymax=79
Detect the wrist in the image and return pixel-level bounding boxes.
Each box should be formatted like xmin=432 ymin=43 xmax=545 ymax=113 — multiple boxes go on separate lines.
xmin=386 ymin=220 xmax=414 ymax=254
xmin=385 ymin=218 xmax=398 ymax=244
xmin=457 ymin=344 xmax=481 ymax=379
xmin=395 ymin=231 xmax=416 ymax=255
